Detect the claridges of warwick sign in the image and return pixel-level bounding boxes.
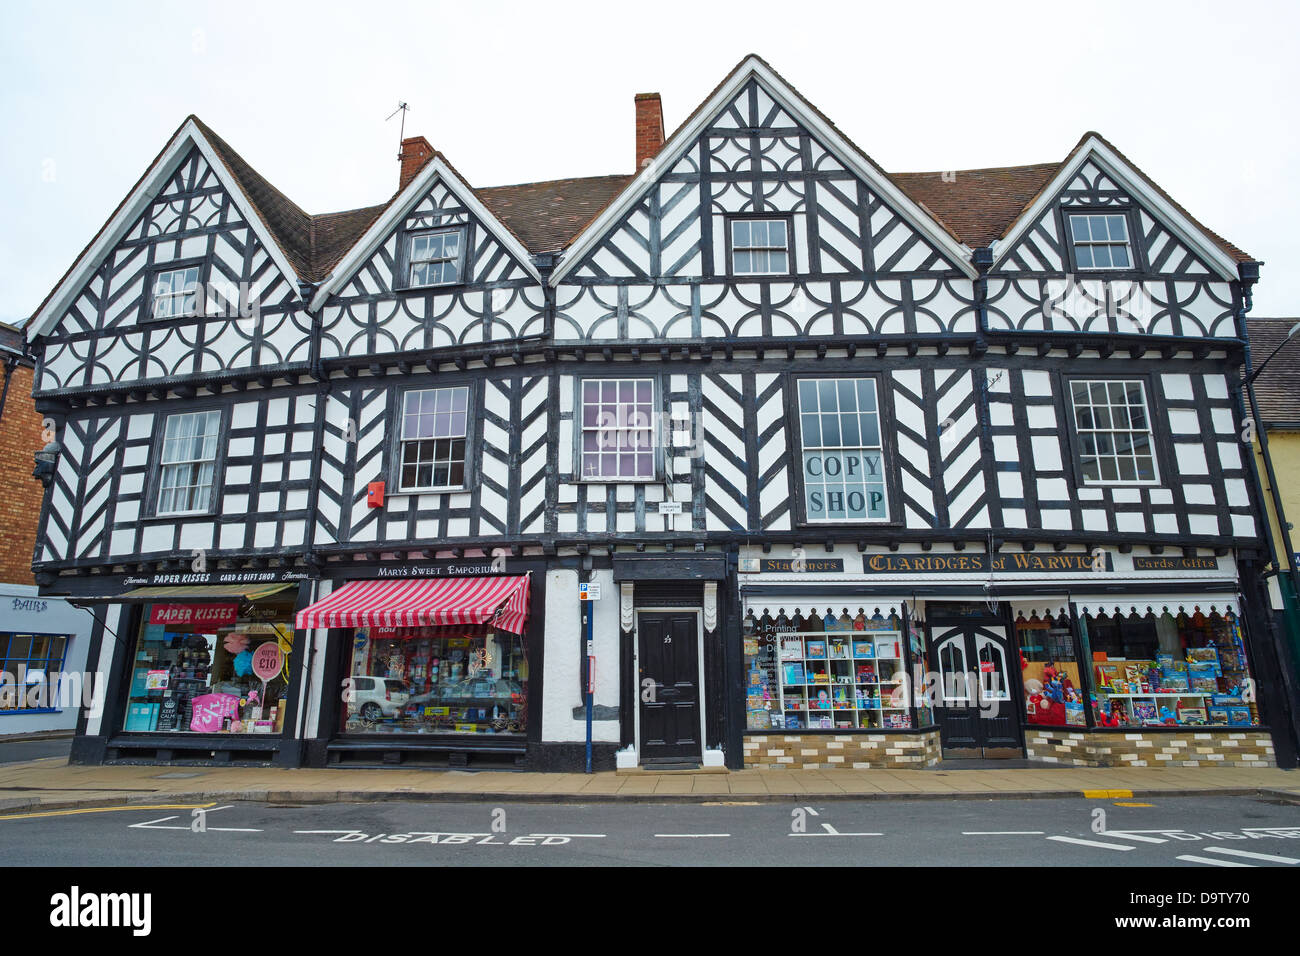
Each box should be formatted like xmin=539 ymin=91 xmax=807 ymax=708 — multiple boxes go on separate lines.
xmin=861 ymin=552 xmax=1115 ymax=573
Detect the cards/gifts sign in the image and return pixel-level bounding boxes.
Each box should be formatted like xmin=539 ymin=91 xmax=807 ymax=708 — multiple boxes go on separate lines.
xmin=149 ymin=604 xmax=238 ymax=629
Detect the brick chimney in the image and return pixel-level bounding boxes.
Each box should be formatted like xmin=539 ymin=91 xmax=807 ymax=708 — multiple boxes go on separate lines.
xmin=399 ymin=135 xmax=434 ymax=191
xmin=634 ymin=93 xmax=664 ymax=171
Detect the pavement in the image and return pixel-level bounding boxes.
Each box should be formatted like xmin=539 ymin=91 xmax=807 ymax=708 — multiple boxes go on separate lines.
xmin=0 ymin=756 xmax=1296 ymax=814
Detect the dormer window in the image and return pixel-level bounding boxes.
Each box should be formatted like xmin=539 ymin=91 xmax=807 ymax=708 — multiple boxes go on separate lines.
xmin=729 ymin=218 xmax=790 ymax=275
xmin=151 ymin=266 xmax=201 ymax=318
xmin=408 ymin=228 xmax=465 ymax=287
xmin=1068 ymin=213 xmax=1132 ymax=270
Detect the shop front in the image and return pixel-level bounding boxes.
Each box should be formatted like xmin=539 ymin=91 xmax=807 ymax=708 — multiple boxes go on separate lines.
xmin=736 ymin=545 xmax=1279 ymax=770
xmin=1014 ymin=595 xmax=1273 ymax=767
xmin=297 ymin=572 xmax=541 ymax=768
xmin=741 ymin=593 xmax=943 ymax=769
xmin=68 ymin=580 xmax=308 ymax=766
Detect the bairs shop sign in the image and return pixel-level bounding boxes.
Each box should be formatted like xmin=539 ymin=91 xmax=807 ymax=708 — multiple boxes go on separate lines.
xmin=802 ymin=450 xmax=887 ymax=521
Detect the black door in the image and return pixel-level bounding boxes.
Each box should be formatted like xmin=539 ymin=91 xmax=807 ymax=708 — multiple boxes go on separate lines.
xmin=638 ymin=612 xmax=701 ymax=762
xmin=928 ymin=621 xmax=1023 ymax=757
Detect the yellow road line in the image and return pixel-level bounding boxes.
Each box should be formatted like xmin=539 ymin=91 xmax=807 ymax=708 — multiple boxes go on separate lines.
xmin=0 ymin=802 xmax=215 ymax=821
xmin=1082 ymin=789 xmax=1134 ymax=799
xmin=1113 ymin=801 xmax=1154 ymax=807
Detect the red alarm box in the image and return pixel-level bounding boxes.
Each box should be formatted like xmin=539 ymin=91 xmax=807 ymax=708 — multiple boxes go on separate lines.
xmin=367 ymin=481 xmax=385 ymax=508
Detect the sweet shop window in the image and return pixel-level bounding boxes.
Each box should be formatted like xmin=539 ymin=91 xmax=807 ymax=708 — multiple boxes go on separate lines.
xmin=341 ymin=624 xmax=528 ymax=736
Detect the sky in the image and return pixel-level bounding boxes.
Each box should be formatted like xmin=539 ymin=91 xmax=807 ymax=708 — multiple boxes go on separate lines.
xmin=1 ymin=0 xmax=1298 ymax=325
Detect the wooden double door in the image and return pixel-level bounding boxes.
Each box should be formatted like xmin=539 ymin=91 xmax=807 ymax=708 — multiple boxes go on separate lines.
xmin=927 ymin=614 xmax=1024 ymax=758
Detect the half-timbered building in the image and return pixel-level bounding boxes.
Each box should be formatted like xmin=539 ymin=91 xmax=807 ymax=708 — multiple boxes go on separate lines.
xmin=26 ymin=55 xmax=1297 ymax=771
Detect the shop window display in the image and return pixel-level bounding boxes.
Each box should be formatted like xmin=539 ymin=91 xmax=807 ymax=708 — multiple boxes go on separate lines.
xmin=342 ymin=624 xmax=527 ymax=735
xmin=1081 ymin=605 xmax=1256 ymax=728
xmin=743 ymin=606 xmax=909 ymax=730
xmin=1015 ymin=609 xmax=1085 ymax=727
xmin=123 ymin=600 xmax=294 ymax=734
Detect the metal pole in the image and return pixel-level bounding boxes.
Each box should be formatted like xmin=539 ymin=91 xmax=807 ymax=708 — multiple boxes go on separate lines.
xmin=583 ymin=597 xmax=593 ymax=774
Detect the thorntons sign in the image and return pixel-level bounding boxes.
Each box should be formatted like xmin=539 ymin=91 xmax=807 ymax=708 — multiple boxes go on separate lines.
xmin=124 ymin=570 xmax=311 ymax=586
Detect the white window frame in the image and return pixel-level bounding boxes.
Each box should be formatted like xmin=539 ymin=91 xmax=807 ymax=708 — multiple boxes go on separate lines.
xmin=577 ymin=377 xmax=657 ymax=482
xmin=151 ymin=265 xmax=201 ymax=319
xmin=397 ymin=386 xmax=470 ymax=493
xmin=1069 ymin=378 xmax=1160 ymax=486
xmin=797 ymin=377 xmax=890 ymax=524
xmin=729 ymin=218 xmax=791 ymax=276
xmin=1068 ymin=212 xmax=1134 ymax=271
xmin=407 ymin=227 xmax=466 ymax=288
xmin=155 ymin=410 xmax=223 ymax=517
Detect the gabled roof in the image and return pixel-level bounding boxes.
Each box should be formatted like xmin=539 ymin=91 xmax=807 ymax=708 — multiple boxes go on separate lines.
xmin=27 ymin=117 xmax=308 ymax=341
xmin=307 ymin=150 xmax=546 ymax=310
xmin=548 ymin=54 xmax=979 ymax=285
xmin=1247 ymin=317 xmax=1300 ymax=425
xmin=192 ymin=117 xmax=314 ymax=280
xmin=986 ymin=132 xmax=1253 ymax=279
xmin=29 ymin=60 xmax=1259 ymax=340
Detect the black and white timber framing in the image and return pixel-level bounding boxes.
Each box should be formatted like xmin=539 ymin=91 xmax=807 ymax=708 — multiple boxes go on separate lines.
xmin=23 ymin=56 xmax=1298 ymax=770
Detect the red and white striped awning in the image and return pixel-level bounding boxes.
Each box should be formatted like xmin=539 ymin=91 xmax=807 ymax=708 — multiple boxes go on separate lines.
xmin=295 ymin=575 xmax=531 ymax=635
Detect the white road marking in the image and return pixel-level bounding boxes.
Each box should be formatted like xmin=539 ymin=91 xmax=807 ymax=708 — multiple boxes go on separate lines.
xmin=654 ymin=833 xmax=730 ymax=838
xmin=804 ymin=807 xmax=819 ymax=816
xmin=129 ymin=814 xmax=261 ymax=833
xmin=1046 ymin=835 xmax=1134 ymax=851
xmin=129 ymin=815 xmax=183 ymax=830
xmin=963 ymin=830 xmax=1044 ymax=835
xmin=1202 ymin=846 xmax=1300 ymax=864
xmin=1102 ymin=831 xmax=1168 ymax=844
xmin=789 ymin=823 xmax=882 ymax=837
xmin=529 ymin=833 xmax=606 ymax=838
xmin=1177 ymin=854 xmax=1253 ymax=867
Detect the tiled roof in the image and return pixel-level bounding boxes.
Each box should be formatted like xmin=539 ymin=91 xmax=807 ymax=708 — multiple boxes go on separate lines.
xmin=475 ymin=174 xmax=634 ymax=254
xmin=890 ymin=164 xmax=1060 ymax=250
xmin=1247 ymin=317 xmax=1300 ymax=425
xmin=308 ymin=204 xmax=389 ymax=280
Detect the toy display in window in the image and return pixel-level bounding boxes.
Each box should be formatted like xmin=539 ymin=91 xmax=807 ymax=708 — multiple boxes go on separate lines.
xmin=342 ymin=626 xmax=527 ymax=736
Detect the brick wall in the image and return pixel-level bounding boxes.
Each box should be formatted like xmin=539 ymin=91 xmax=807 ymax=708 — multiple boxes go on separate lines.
xmin=634 ymin=93 xmax=664 ymax=170
xmin=399 ymin=135 xmax=434 ymax=191
xmin=0 ymin=362 xmax=42 ymax=585
xmin=744 ymin=731 xmax=942 ymax=769
xmin=1025 ymin=729 xmax=1275 ymax=768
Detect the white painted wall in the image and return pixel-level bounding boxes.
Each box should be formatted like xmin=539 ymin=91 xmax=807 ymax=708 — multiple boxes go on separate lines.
xmin=541 ymin=567 xmax=621 ymax=743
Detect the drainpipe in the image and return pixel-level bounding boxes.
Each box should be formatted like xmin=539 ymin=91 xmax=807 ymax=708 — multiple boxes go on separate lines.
xmin=971 ymin=247 xmax=999 ymax=548
xmin=1232 ymin=260 xmax=1300 ymax=764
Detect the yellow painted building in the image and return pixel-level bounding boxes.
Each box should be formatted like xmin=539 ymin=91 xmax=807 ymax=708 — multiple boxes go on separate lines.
xmin=1247 ymin=318 xmax=1300 ymax=663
